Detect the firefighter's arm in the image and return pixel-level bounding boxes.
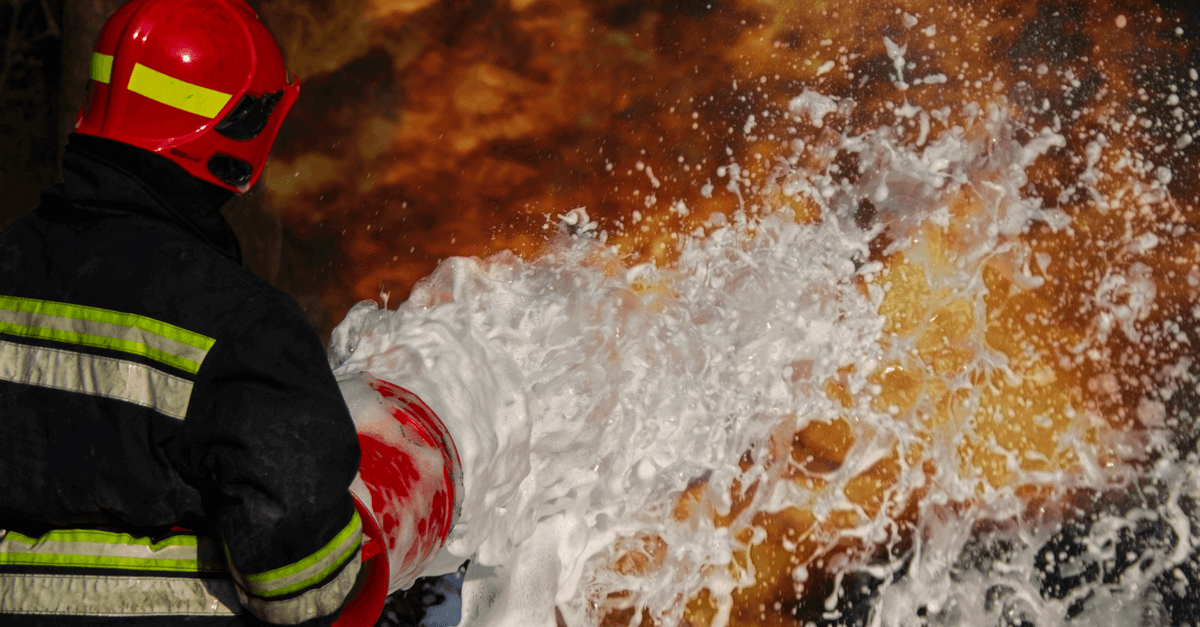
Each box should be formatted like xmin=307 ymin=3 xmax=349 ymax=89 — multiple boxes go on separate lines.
xmin=182 ymin=303 xmax=363 ymax=626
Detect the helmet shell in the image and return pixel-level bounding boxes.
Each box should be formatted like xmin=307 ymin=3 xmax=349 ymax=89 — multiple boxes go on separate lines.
xmin=77 ymin=0 xmax=300 ymax=193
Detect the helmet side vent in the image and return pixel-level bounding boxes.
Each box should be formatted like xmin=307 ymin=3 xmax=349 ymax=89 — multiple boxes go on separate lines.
xmin=214 ymin=90 xmax=284 ymax=141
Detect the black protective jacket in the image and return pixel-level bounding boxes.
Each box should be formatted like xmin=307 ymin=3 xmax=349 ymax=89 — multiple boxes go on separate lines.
xmin=0 ymin=135 xmax=362 ymax=626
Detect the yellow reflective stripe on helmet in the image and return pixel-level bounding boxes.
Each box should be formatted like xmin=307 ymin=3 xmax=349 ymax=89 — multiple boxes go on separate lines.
xmin=238 ymin=511 xmax=362 ymax=599
xmin=0 ymin=572 xmax=241 ymax=616
xmin=0 ymin=339 xmax=194 ymax=420
xmin=90 ymin=52 xmax=113 ymax=84
xmin=127 ymin=62 xmax=233 ymax=119
xmin=0 ymin=529 xmax=224 ymax=573
xmin=0 ymin=296 xmax=214 ymax=375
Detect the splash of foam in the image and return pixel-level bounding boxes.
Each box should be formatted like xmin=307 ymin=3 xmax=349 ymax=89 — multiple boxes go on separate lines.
xmin=331 ymin=191 xmax=886 ymax=620
xmin=329 ymin=81 xmax=1196 ymax=626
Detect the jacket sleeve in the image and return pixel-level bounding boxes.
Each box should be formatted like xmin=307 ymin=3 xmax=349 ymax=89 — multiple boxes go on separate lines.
xmin=179 ymin=294 xmax=363 ymax=626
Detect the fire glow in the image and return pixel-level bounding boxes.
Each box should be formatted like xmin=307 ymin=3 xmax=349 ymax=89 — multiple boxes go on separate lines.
xmin=259 ymin=0 xmax=1199 ymax=625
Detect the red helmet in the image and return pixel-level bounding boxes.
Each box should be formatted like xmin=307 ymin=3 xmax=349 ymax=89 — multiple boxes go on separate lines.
xmin=76 ymin=0 xmax=300 ymax=193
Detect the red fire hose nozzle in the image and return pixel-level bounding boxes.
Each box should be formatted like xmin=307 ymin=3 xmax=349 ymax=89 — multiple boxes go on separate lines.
xmin=332 ymin=372 xmax=464 ymax=627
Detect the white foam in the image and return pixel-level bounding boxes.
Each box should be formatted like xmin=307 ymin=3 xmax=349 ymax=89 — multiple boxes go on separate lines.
xmin=331 ymin=197 xmax=888 ymax=625
xmin=328 ymin=80 xmax=1197 ymax=626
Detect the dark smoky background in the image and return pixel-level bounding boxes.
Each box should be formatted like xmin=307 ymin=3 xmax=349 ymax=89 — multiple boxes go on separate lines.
xmin=3 ymin=0 xmax=1198 ymax=345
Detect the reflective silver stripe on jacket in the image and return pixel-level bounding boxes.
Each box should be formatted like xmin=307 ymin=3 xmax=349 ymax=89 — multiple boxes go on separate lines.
xmin=0 ymin=572 xmax=241 ymax=616
xmin=0 ymin=339 xmax=194 ymax=420
xmin=240 ymin=510 xmax=362 ymax=598
xmin=228 ymin=511 xmax=363 ymax=625
xmin=0 ymin=529 xmax=224 ymax=572
xmin=0 ymin=295 xmax=214 ymax=375
xmin=237 ymin=552 xmax=362 ymax=626
xmin=0 ymin=528 xmax=240 ymax=617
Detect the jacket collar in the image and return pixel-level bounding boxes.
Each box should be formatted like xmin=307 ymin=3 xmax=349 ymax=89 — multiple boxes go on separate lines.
xmin=42 ymin=134 xmax=243 ymax=264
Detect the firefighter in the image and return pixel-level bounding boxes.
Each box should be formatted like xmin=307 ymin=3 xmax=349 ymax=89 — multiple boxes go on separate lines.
xmin=0 ymin=0 xmax=369 ymax=624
